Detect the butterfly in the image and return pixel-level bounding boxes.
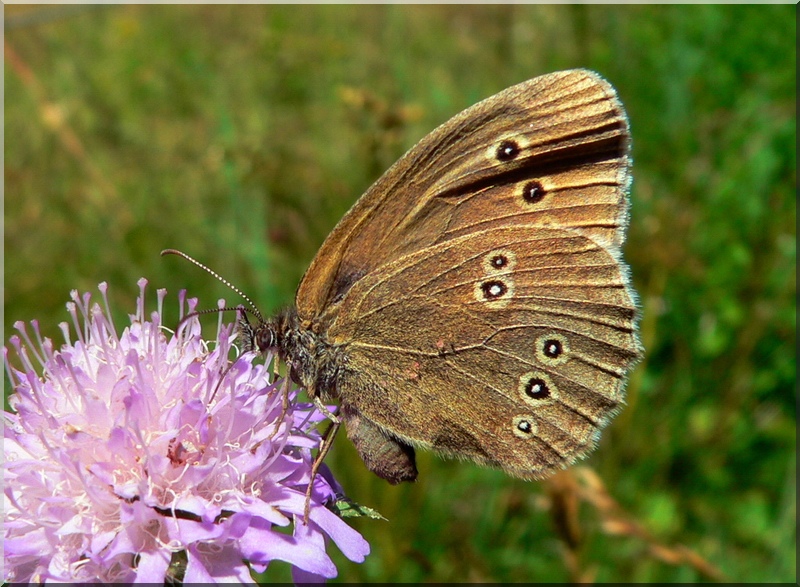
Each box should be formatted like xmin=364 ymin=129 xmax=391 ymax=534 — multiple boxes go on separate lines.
xmin=178 ymin=69 xmax=642 ymax=489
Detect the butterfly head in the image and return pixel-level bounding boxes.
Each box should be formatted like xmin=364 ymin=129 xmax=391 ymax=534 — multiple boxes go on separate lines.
xmin=235 ymin=308 xmax=278 ymax=355
xmin=235 ymin=306 xmax=320 ymax=389
xmin=161 ymin=248 xmax=284 ymax=355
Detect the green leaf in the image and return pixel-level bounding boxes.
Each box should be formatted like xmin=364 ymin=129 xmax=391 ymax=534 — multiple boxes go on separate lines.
xmin=329 ymin=496 xmax=387 ymax=521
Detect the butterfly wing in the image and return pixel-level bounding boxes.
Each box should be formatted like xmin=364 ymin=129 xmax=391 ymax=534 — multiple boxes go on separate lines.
xmin=295 ymin=69 xmax=631 ymax=326
xmin=328 ymin=225 xmax=641 ymax=478
xmin=292 ymin=68 xmax=639 ymax=480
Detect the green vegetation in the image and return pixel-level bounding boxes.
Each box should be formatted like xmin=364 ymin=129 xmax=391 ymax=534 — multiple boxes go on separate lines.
xmin=5 ymin=5 xmax=795 ymax=583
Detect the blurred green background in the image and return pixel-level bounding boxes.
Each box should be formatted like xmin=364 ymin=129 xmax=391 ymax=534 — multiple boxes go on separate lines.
xmin=4 ymin=5 xmax=795 ymax=583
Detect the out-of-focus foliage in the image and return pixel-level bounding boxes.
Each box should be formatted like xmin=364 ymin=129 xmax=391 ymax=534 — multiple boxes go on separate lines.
xmin=5 ymin=5 xmax=795 ymax=583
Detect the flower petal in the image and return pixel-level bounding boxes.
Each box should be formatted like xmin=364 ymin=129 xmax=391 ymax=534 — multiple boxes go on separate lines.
xmin=3 ymin=282 xmax=370 ymax=582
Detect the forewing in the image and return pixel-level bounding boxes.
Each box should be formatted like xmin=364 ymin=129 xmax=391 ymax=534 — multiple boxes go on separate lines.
xmin=296 ymin=69 xmax=631 ymax=323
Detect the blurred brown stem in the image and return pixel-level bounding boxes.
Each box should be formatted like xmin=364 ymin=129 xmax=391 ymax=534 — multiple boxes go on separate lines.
xmin=545 ymin=467 xmax=728 ymax=583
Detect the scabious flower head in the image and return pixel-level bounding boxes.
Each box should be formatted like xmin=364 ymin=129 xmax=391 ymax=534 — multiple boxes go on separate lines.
xmin=3 ymin=279 xmax=369 ymax=583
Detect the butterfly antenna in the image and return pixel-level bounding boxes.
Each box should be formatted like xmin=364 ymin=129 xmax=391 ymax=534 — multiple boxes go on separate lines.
xmin=161 ymin=249 xmax=265 ymax=323
xmin=174 ymin=305 xmax=259 ymax=332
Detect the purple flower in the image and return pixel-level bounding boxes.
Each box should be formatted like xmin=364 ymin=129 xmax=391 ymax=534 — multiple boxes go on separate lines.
xmin=3 ymin=279 xmax=369 ymax=583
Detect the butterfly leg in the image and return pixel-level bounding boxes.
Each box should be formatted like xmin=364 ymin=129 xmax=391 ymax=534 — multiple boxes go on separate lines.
xmin=303 ymin=396 xmax=342 ymax=523
xmin=267 ymin=377 xmax=292 ymax=441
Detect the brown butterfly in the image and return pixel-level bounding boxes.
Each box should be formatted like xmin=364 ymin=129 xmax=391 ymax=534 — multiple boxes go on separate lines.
xmin=175 ymin=69 xmax=642 ymax=489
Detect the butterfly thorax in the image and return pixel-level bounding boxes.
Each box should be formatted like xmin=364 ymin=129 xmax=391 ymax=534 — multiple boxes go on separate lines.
xmin=238 ymin=306 xmax=345 ymax=402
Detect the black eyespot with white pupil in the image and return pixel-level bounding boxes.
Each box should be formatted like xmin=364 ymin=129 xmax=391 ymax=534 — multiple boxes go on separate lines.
xmin=496 ymin=140 xmax=520 ymax=161
xmin=523 ymin=180 xmax=545 ymax=204
xmin=512 ymin=414 xmax=538 ymax=438
xmin=490 ymin=254 xmax=508 ymax=269
xmin=524 ymin=377 xmax=551 ymax=400
xmin=543 ymin=338 xmax=563 ymax=359
xmin=481 ymin=280 xmax=507 ymax=300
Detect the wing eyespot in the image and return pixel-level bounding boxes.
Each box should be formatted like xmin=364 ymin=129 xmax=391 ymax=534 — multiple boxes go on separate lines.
xmin=496 ymin=139 xmax=521 ymax=162
xmin=535 ymin=333 xmax=570 ymax=366
xmin=518 ymin=371 xmax=560 ymax=406
xmin=474 ymin=277 xmax=514 ymax=308
xmin=512 ymin=415 xmax=537 ymax=439
xmin=481 ymin=280 xmax=507 ymax=299
xmin=482 ymin=249 xmax=517 ymax=274
xmin=522 ymin=180 xmax=546 ymax=204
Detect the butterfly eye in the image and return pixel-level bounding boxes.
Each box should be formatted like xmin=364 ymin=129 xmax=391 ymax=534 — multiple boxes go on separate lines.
xmin=512 ymin=415 xmax=537 ymax=439
xmin=522 ymin=180 xmax=546 ymax=204
xmin=495 ymin=139 xmax=521 ymax=162
xmin=518 ymin=371 xmax=560 ymax=406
